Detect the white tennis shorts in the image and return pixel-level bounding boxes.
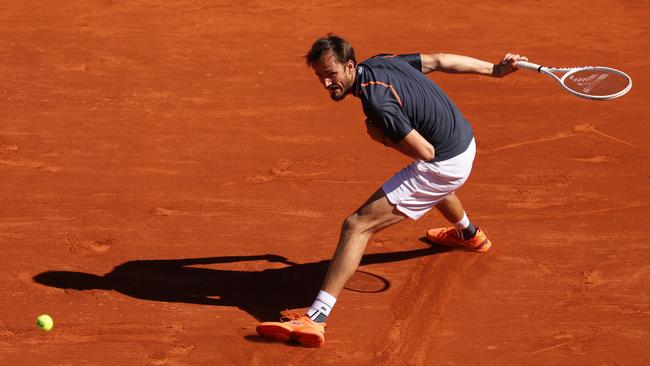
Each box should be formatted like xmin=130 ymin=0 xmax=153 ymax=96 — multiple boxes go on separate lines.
xmin=383 ymin=138 xmax=476 ymax=220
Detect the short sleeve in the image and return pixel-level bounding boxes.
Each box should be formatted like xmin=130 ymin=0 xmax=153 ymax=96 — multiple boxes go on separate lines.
xmin=398 ymin=53 xmax=422 ymax=72
xmin=361 ymin=86 xmax=413 ymax=143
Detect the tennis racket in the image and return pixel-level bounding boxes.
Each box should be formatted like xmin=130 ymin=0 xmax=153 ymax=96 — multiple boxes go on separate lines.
xmin=514 ymin=60 xmax=632 ymax=100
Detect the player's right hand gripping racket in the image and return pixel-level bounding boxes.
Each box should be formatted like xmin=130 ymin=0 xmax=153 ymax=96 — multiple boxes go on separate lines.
xmin=514 ymin=60 xmax=632 ymax=100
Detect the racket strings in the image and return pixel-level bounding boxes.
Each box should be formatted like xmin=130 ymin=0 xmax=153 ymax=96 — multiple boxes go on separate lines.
xmin=563 ymin=69 xmax=630 ymax=97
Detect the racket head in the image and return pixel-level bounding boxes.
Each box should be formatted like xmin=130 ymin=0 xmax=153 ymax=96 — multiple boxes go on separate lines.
xmin=560 ymin=66 xmax=632 ymax=100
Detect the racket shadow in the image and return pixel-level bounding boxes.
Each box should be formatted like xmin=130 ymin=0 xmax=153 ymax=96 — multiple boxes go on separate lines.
xmin=32 ymin=240 xmax=450 ymax=321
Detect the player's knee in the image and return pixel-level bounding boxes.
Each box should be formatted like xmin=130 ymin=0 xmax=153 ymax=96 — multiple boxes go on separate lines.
xmin=341 ymin=213 xmax=374 ymax=235
xmin=341 ymin=214 xmax=357 ymax=233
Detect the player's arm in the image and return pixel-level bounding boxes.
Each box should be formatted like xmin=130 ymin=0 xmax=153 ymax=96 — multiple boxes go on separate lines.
xmin=419 ymin=53 xmax=528 ymax=77
xmin=391 ymin=129 xmax=435 ymax=160
xmin=365 ymin=119 xmax=434 ymax=160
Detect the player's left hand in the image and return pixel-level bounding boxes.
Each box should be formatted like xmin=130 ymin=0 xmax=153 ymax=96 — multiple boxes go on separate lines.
xmin=493 ymin=53 xmax=528 ymax=77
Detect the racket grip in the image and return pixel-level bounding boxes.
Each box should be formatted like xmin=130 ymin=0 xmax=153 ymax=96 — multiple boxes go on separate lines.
xmin=514 ymin=60 xmax=543 ymax=72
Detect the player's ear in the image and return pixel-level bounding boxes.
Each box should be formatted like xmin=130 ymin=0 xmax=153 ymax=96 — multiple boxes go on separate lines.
xmin=345 ymin=60 xmax=355 ymax=73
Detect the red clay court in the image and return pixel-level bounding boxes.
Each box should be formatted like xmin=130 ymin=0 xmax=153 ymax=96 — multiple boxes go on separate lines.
xmin=1 ymin=1 xmax=648 ymax=365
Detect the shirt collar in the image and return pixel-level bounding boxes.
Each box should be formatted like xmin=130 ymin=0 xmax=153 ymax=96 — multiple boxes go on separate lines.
xmin=352 ymin=65 xmax=364 ymax=98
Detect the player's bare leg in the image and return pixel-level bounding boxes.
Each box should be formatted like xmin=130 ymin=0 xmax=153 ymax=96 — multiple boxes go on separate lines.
xmin=321 ymin=187 xmax=407 ymax=298
xmin=435 ymin=192 xmax=465 ymax=223
xmin=427 ymin=192 xmax=492 ymax=252
xmin=256 ymin=188 xmax=406 ymax=347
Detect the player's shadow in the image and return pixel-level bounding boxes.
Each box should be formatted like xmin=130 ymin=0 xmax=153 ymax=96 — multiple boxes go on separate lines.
xmin=33 ymin=239 xmax=449 ymax=321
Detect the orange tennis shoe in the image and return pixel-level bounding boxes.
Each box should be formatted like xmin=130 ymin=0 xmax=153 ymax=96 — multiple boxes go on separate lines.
xmin=426 ymin=227 xmax=492 ymax=252
xmin=256 ymin=311 xmax=326 ymax=348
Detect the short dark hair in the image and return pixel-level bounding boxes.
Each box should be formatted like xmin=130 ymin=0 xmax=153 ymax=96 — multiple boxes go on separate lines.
xmin=305 ymin=33 xmax=357 ymax=68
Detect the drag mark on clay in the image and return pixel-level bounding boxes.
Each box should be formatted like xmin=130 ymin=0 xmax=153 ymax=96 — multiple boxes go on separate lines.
xmin=147 ymin=343 xmax=194 ymax=366
xmin=246 ymin=159 xmax=331 ymax=183
xmin=1 ymin=142 xmax=61 ymax=172
xmin=0 ymin=143 xmax=19 ymax=152
xmin=487 ymin=131 xmax=576 ymax=153
xmin=530 ymin=332 xmax=602 ymax=356
xmin=269 ymin=208 xmax=324 ymax=218
xmin=572 ymin=123 xmax=643 ymax=149
xmin=474 ymin=202 xmax=649 ymax=221
xmin=373 ymin=255 xmax=477 ymax=365
xmin=569 ymin=155 xmax=616 ymax=163
xmin=0 ymin=158 xmax=61 ymax=172
xmin=577 ymin=202 xmax=649 ymax=215
xmin=530 ymin=341 xmax=572 ymax=355
xmin=486 ymin=124 xmax=645 ymax=153
xmin=132 ymin=167 xmax=181 ymax=176
xmin=66 ymin=235 xmax=113 ymax=256
xmin=529 ymin=340 xmax=587 ymax=356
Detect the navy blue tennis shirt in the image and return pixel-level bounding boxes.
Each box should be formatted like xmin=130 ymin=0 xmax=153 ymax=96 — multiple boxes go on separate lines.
xmin=351 ymin=54 xmax=474 ymax=162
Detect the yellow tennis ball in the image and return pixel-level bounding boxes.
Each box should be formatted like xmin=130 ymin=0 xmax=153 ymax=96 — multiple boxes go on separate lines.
xmin=36 ymin=314 xmax=54 ymax=332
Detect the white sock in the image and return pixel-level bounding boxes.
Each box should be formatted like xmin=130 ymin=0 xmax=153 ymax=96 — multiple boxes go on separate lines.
xmin=454 ymin=211 xmax=477 ymax=239
xmin=455 ymin=211 xmax=470 ymax=230
xmin=306 ymin=290 xmax=337 ymax=323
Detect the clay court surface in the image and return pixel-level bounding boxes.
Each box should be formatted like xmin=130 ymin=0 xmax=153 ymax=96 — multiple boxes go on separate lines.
xmin=1 ymin=1 xmax=649 ymax=365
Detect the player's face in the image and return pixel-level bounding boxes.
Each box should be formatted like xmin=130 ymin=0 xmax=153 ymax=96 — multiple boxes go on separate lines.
xmin=312 ymin=52 xmax=355 ymax=101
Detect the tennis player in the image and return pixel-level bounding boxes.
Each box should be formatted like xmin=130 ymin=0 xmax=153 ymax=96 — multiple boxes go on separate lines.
xmin=257 ymin=34 xmax=527 ymax=347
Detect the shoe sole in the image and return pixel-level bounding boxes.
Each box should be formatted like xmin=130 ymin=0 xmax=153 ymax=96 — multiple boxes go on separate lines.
xmin=256 ymin=324 xmax=324 ymax=348
xmin=426 ymin=233 xmax=492 ymax=253
xmin=293 ymin=330 xmax=324 ymax=348
xmin=256 ymin=323 xmax=292 ymax=342
xmin=470 ymin=239 xmax=492 ymax=252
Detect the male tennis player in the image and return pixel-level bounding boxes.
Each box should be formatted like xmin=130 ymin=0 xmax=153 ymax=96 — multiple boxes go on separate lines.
xmin=256 ymin=34 xmax=527 ymax=347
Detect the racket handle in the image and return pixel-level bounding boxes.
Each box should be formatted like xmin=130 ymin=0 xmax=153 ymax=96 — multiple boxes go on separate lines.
xmin=514 ymin=60 xmax=543 ymax=72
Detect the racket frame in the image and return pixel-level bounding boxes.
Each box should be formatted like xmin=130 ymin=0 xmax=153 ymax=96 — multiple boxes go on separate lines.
xmin=514 ymin=60 xmax=632 ymax=100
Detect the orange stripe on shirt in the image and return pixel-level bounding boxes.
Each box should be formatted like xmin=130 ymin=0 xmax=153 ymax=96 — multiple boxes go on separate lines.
xmin=360 ymin=81 xmax=403 ymax=107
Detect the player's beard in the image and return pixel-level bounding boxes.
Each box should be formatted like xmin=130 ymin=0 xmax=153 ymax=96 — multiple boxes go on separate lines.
xmin=328 ymin=74 xmax=352 ymax=101
xmin=328 ymin=87 xmax=348 ymax=101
